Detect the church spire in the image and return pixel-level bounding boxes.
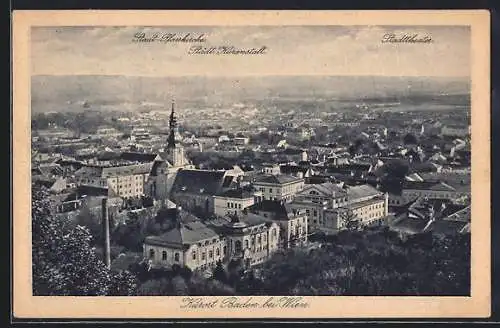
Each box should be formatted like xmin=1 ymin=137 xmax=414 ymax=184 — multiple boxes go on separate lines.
xmin=167 ymin=99 xmax=178 ymax=149
xmin=169 ymin=99 xmax=177 ymax=130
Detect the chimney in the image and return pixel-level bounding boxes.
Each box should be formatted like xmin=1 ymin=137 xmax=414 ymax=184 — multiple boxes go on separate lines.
xmin=101 ymin=198 xmax=111 ymax=269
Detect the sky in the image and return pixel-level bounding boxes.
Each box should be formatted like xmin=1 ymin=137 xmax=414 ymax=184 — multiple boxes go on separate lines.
xmin=31 ymin=25 xmax=470 ymax=77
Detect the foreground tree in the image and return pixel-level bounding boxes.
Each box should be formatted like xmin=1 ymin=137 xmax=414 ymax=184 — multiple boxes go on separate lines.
xmin=235 ymin=228 xmax=470 ymax=296
xmin=339 ymin=209 xmax=361 ymax=232
xmin=32 ymin=185 xmax=138 ymax=296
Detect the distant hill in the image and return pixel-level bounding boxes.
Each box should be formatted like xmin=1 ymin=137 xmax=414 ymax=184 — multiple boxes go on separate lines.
xmin=31 ymin=75 xmax=470 ymax=113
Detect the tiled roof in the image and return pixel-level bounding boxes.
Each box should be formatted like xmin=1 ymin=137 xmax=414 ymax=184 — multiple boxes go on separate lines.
xmin=390 ymin=216 xmax=430 ymax=234
xmin=402 ymin=181 xmax=456 ymax=192
xmin=37 ymin=164 xmax=64 ymax=176
xmin=216 ymin=187 xmax=255 ymax=199
xmin=443 ymin=205 xmax=471 ymax=222
xmin=423 ymin=219 xmax=469 ymax=236
xmin=74 ymin=166 xmax=103 ymax=178
xmin=328 ymin=163 xmax=372 ymax=172
xmin=145 ymin=210 xmax=220 ymax=247
xmin=77 ymin=185 xmax=109 ymax=197
xmin=247 ymin=200 xmax=301 ymax=221
xmin=97 ymin=151 xmax=121 ymax=161
xmin=280 ymin=165 xmax=309 ymax=175
xmin=306 ymin=182 xmax=346 ymax=197
xmin=345 ymin=196 xmax=385 ymax=210
xmin=241 ymin=212 xmax=274 ymax=227
xmin=119 ymin=152 xmax=159 ymax=163
xmin=418 ymin=172 xmax=471 ymax=192
xmin=101 ymin=163 xmax=153 ymax=177
xmin=171 ymin=169 xmax=229 ymax=195
xmin=253 ymin=174 xmax=304 ymax=185
xmin=282 ymin=148 xmax=304 ymax=155
xmin=248 ymin=200 xmax=287 ymax=218
xmin=347 ymin=184 xmax=381 ymax=200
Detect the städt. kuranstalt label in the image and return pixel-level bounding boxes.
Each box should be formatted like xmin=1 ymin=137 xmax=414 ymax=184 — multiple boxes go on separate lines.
xmin=188 ymin=45 xmax=268 ymax=55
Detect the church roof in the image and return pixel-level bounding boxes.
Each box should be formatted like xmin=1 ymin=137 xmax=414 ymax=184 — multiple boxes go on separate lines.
xmin=170 ymin=169 xmax=231 ymax=195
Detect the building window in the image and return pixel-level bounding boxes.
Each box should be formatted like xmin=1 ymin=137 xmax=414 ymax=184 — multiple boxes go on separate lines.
xmin=235 ymin=241 xmax=242 ymax=253
xmin=174 ymin=253 xmax=180 ymax=262
xmin=223 ymin=246 xmax=227 ymax=255
xmin=227 ymin=202 xmax=230 ymax=208
xmin=257 ymin=236 xmax=261 ymax=244
xmin=202 ymin=252 xmax=206 ymax=260
xmin=162 ymin=251 xmax=167 ymax=260
xmin=245 ymin=240 xmax=249 ymax=249
xmin=216 ymin=248 xmax=220 ymax=256
xmin=149 ymin=249 xmax=155 ymax=259
xmin=192 ymin=251 xmax=196 ymax=260
xmin=209 ymin=250 xmax=213 ymax=258
xmin=269 ymin=188 xmax=273 ymax=193
xmin=238 ymin=204 xmax=242 ymax=209
xmin=263 ymin=235 xmax=267 ymax=242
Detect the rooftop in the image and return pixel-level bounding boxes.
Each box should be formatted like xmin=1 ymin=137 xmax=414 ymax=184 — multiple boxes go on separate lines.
xmin=215 ymin=187 xmax=255 ymax=199
xmin=171 ymin=169 xmax=231 ymax=195
xmin=101 ymin=163 xmax=153 ymax=178
xmin=253 ymin=174 xmax=304 ymax=185
xmin=423 ymin=219 xmax=470 ymax=236
xmin=402 ymin=181 xmax=457 ymax=192
xmin=145 ymin=209 xmax=219 ymax=248
xmin=347 ymin=184 xmax=382 ymax=200
xmin=344 ymin=196 xmax=386 ymax=210
xmin=247 ymin=200 xmax=303 ymax=220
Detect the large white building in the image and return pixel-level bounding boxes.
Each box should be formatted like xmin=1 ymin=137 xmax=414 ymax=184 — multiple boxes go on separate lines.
xmin=143 ymin=207 xmax=281 ymax=271
xmin=291 ymin=182 xmax=348 ymax=231
xmin=213 ymin=187 xmax=257 ymax=217
xmin=252 ymin=174 xmax=305 ymax=202
xmin=74 ymin=162 xmax=153 ymax=198
xmin=400 ymin=180 xmax=470 ymax=203
xmin=292 ymin=183 xmax=388 ymax=233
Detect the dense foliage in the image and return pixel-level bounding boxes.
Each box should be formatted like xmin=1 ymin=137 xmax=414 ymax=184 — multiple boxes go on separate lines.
xmin=235 ymin=228 xmax=470 ymax=296
xmin=32 ymin=185 xmax=138 ymax=296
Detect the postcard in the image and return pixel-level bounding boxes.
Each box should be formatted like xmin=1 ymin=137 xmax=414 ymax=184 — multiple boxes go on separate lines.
xmin=12 ymin=10 xmax=491 ymax=319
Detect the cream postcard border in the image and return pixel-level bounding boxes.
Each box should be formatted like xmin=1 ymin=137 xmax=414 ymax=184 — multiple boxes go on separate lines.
xmin=12 ymin=10 xmax=491 ymax=319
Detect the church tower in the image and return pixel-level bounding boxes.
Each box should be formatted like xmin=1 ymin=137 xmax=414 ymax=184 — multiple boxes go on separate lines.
xmin=166 ymin=99 xmax=186 ymax=167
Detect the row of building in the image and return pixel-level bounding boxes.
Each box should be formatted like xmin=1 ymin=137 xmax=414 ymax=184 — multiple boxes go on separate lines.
xmin=34 ymin=101 xmax=471 ymax=273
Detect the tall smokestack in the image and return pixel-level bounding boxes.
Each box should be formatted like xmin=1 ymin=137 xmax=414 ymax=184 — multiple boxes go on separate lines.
xmin=101 ymin=198 xmax=111 ymax=269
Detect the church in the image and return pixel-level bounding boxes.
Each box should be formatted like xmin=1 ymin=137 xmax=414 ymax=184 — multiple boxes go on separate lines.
xmin=145 ymin=100 xmax=195 ymax=202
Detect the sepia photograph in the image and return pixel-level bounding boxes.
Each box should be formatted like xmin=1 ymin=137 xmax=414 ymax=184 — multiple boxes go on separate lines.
xmin=13 ymin=10 xmax=490 ymax=318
